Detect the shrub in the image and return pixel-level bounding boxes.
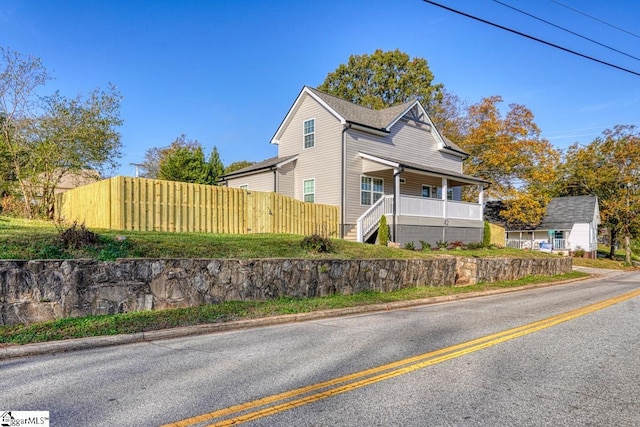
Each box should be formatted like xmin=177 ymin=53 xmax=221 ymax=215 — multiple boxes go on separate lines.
xmin=58 ymin=222 xmax=99 ymax=249
xmin=378 ymin=215 xmax=389 ymax=246
xmin=419 ymin=240 xmax=430 ymax=251
xmin=404 ymin=241 xmax=415 ymax=250
xmin=1 ymin=195 xmax=26 ymax=217
xmin=483 ymin=221 xmax=491 ymax=247
xmin=449 ymin=240 xmax=466 ymax=250
xmin=300 ymin=234 xmax=334 ymax=253
xmin=466 ymin=242 xmax=484 ymax=250
xmin=436 ymin=240 xmax=448 ymax=249
xmin=573 ymin=248 xmax=586 ymax=258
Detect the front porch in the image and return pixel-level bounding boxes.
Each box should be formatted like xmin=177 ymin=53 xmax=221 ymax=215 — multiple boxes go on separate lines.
xmin=356 ymin=195 xmax=484 ymax=242
xmin=505 ymin=230 xmax=570 ymax=252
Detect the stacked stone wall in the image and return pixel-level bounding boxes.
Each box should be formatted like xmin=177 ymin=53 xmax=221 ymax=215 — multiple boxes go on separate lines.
xmin=0 ymin=257 xmax=572 ymax=326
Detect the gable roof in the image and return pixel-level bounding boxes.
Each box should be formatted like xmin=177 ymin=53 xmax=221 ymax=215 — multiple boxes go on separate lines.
xmin=271 ymin=86 xmax=467 ymax=156
xmin=221 ymin=154 xmax=298 ymax=179
xmin=537 ymin=195 xmax=600 ymax=230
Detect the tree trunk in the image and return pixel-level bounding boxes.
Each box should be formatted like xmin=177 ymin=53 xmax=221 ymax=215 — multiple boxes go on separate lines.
xmin=609 ymin=228 xmax=617 ymax=259
xmin=625 ymin=234 xmax=631 ymax=265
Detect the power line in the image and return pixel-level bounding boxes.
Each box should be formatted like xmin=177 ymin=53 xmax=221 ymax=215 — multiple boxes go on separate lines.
xmin=549 ymin=0 xmax=640 ymax=40
xmin=493 ymin=0 xmax=640 ymax=63
xmin=420 ymin=0 xmax=640 ymax=77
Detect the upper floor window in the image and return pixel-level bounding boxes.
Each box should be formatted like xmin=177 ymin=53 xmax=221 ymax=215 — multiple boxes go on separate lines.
xmin=361 ymin=176 xmax=383 ymax=205
xmin=303 ymin=119 xmax=315 ymax=149
xmin=303 ymin=178 xmax=315 ymax=203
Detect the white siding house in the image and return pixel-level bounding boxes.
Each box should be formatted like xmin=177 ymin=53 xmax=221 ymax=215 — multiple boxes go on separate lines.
xmin=504 ymin=195 xmax=601 ymax=257
xmin=223 ymin=86 xmax=489 ymax=245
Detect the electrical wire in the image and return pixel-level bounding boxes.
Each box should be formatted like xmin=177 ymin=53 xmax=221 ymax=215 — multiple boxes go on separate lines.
xmin=420 ymin=0 xmax=640 ymax=77
xmin=550 ymin=0 xmax=640 ymax=40
xmin=493 ymin=0 xmax=640 ymax=62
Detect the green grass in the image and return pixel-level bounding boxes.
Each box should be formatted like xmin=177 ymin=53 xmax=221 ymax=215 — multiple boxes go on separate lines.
xmin=0 ymin=271 xmax=588 ymax=345
xmin=0 ymin=215 xmax=557 ymax=261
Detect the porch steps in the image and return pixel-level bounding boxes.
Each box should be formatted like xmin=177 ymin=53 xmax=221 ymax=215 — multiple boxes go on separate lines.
xmin=343 ymin=227 xmax=359 ymax=242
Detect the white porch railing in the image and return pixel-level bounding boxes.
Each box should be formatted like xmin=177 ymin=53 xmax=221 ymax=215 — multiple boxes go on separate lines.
xmin=506 ymin=239 xmax=568 ymax=250
xmin=356 ymin=195 xmax=483 ymax=242
xmin=356 ymin=195 xmax=394 ymax=242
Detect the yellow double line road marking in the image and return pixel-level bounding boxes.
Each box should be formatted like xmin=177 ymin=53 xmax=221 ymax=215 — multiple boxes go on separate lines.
xmin=163 ymin=288 xmax=640 ymax=427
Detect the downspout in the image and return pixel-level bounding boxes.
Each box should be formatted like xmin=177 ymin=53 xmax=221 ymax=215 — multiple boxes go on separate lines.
xmin=273 ymin=169 xmax=277 ymax=192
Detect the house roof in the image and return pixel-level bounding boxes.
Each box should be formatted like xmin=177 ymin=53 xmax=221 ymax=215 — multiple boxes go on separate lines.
xmin=221 ymin=154 xmax=298 ymax=179
xmin=360 ymin=152 xmax=490 ymax=185
xmin=485 ymin=195 xmax=600 ymax=231
xmin=537 ymin=195 xmax=600 ymax=231
xmin=272 ymin=86 xmax=468 ymax=156
xmin=305 ymin=87 xmax=416 ymax=131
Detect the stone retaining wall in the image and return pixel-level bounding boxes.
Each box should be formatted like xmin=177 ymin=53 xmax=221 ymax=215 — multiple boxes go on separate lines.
xmin=0 ymin=257 xmax=572 ymax=326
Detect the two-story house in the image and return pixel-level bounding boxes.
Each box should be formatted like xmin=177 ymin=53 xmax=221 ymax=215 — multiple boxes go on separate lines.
xmin=222 ymin=86 xmax=489 ymax=246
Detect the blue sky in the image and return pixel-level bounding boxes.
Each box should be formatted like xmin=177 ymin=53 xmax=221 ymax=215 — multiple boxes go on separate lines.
xmin=2 ymin=0 xmax=639 ymax=176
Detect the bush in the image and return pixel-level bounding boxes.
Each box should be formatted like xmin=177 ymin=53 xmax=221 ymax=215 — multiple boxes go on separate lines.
xmin=404 ymin=241 xmax=415 ymax=250
xmin=449 ymin=241 xmax=466 ymax=250
xmin=573 ymin=248 xmax=586 ymax=258
xmin=436 ymin=240 xmax=448 ymax=249
xmin=1 ymin=195 xmax=26 ymax=217
xmin=466 ymin=242 xmax=484 ymax=250
xmin=419 ymin=240 xmax=430 ymax=251
xmin=378 ymin=215 xmax=389 ymax=246
xmin=483 ymin=221 xmax=491 ymax=247
xmin=58 ymin=222 xmax=99 ymax=249
xmin=300 ymin=234 xmax=334 ymax=253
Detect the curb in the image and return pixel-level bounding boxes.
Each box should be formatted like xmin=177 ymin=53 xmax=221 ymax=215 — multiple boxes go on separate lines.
xmin=0 ymin=275 xmax=594 ymax=360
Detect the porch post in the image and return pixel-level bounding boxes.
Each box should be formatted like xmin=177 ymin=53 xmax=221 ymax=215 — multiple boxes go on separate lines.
xmin=478 ymin=184 xmax=484 ymax=220
xmin=441 ymin=177 xmax=448 ymax=219
xmin=393 ymin=168 xmax=402 ymax=242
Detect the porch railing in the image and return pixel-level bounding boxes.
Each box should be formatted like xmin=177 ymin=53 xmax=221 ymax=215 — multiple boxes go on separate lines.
xmin=356 ymin=195 xmax=483 ymax=242
xmin=356 ymin=195 xmax=394 ymax=242
xmin=506 ymin=239 xmax=568 ymax=250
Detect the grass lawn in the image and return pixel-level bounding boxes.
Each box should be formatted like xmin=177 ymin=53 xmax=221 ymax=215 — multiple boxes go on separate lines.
xmin=1 ymin=215 xmax=556 ymax=261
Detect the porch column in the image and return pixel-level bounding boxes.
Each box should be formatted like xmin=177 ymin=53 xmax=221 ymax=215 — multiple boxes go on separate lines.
xmin=478 ymin=184 xmax=484 ymax=220
xmin=441 ymin=177 xmax=448 ymax=219
xmin=393 ymin=168 xmax=402 ymax=242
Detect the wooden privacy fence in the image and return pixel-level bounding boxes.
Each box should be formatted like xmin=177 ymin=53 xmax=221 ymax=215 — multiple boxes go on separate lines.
xmin=55 ymin=176 xmax=339 ymax=236
xmin=488 ymin=222 xmax=506 ymax=247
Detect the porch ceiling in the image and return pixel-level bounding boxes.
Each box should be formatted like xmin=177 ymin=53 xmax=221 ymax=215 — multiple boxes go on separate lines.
xmin=359 ymin=152 xmax=489 ymax=187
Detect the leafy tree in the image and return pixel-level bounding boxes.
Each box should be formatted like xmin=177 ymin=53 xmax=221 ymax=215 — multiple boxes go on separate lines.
xmin=32 ymin=87 xmax=122 ymax=217
xmin=317 ymin=49 xmax=444 ymax=115
xmin=457 ymin=96 xmax=560 ymax=227
xmin=155 ymin=135 xmax=223 ymax=185
xmin=0 ymin=47 xmax=121 ymax=218
xmin=559 ymin=125 xmax=640 ymax=261
xmin=224 ymin=160 xmax=255 ymax=175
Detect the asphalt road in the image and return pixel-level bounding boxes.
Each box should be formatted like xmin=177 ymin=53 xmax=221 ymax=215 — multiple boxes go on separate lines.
xmin=1 ymin=268 xmax=639 ymax=427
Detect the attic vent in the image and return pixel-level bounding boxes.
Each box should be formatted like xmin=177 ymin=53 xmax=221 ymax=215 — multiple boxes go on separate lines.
xmin=399 ymin=178 xmax=406 ymax=184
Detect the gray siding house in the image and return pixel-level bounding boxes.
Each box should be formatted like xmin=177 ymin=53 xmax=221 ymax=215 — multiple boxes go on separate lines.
xmin=223 ymin=86 xmax=489 ymax=245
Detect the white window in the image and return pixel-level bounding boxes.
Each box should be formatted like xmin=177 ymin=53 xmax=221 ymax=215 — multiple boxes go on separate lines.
xmin=361 ymin=176 xmax=384 ymax=205
xmin=303 ymin=179 xmax=315 ymax=203
xmin=447 ymin=189 xmax=454 ymax=200
xmin=421 ymin=185 xmax=431 ymax=198
xmin=239 ymin=184 xmax=248 ymax=190
xmin=303 ymin=119 xmax=315 ymax=149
